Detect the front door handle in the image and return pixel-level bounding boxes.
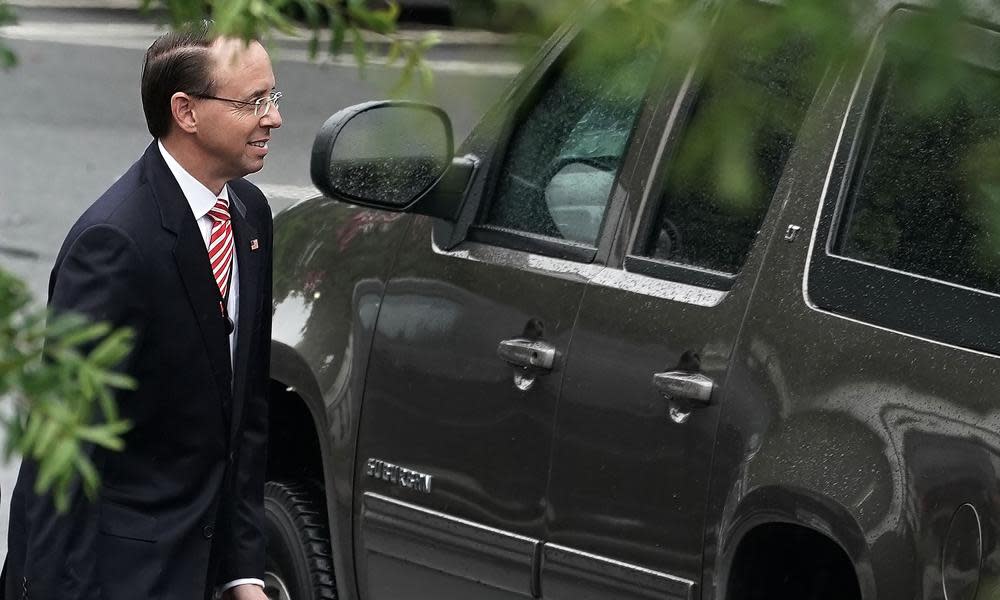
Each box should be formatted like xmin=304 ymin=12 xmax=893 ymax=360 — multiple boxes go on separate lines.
xmin=653 ymin=370 xmax=714 ymax=423
xmin=497 ymin=338 xmax=557 ymax=371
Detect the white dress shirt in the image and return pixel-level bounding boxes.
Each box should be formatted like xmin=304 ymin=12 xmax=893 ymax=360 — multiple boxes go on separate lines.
xmin=158 ymin=141 xmax=239 ymax=365
xmin=157 ymin=142 xmax=264 ymax=594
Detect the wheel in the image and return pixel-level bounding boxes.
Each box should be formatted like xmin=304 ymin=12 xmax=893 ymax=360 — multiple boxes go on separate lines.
xmin=263 ymin=481 xmax=337 ymax=600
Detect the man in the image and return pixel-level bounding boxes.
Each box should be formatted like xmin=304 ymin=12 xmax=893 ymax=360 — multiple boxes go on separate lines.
xmin=4 ymin=23 xmax=280 ymax=600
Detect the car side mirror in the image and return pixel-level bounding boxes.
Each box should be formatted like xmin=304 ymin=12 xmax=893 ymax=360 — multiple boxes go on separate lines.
xmin=311 ymin=101 xmax=476 ymax=222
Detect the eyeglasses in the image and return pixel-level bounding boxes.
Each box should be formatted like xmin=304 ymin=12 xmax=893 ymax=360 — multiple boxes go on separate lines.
xmin=194 ymin=90 xmax=283 ymax=117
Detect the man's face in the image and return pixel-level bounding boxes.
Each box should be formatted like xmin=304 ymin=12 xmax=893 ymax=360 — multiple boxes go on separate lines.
xmin=196 ymin=39 xmax=282 ymax=182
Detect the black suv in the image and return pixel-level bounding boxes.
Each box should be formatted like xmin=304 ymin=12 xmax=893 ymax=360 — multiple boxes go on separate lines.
xmin=261 ymin=2 xmax=1000 ymax=599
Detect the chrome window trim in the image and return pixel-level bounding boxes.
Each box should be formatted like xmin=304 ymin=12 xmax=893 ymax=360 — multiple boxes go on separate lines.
xmin=432 ymin=237 xmax=603 ymax=283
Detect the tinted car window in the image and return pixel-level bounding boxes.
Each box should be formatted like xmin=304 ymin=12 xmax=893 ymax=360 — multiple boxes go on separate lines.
xmin=482 ymin=23 xmax=659 ymax=247
xmin=835 ymin=61 xmax=1000 ymax=293
xmin=643 ymin=35 xmax=816 ymax=274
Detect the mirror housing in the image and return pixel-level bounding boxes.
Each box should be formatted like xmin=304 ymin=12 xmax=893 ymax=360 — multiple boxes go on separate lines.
xmin=310 ymin=101 xmax=476 ymax=223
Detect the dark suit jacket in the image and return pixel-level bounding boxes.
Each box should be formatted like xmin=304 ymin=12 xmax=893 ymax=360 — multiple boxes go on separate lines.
xmin=4 ymin=142 xmax=273 ymax=600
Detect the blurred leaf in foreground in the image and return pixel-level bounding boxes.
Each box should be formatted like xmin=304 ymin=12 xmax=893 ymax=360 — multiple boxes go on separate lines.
xmin=0 ymin=268 xmax=135 ymax=511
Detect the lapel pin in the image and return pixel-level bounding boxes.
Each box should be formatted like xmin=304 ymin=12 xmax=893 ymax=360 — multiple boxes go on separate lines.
xmin=250 ymin=239 xmax=259 ymax=251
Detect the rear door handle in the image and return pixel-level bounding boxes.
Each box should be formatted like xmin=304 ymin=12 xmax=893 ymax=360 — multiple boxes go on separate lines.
xmin=653 ymin=371 xmax=714 ymax=403
xmin=653 ymin=370 xmax=714 ymax=423
xmin=497 ymin=338 xmax=557 ymax=371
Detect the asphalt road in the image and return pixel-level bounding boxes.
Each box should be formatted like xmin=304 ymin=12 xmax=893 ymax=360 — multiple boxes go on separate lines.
xmin=0 ymin=7 xmax=521 ymax=560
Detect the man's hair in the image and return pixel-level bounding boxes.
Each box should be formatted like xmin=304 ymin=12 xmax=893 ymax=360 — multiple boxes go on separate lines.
xmin=140 ymin=21 xmax=219 ymax=139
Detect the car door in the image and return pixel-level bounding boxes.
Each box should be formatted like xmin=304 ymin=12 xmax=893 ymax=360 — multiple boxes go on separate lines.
xmin=351 ymin=12 xmax=664 ymax=600
xmin=539 ymin=13 xmax=822 ymax=599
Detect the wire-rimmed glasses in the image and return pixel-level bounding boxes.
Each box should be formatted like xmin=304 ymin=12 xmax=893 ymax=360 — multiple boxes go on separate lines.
xmin=194 ymin=90 xmax=283 ymax=117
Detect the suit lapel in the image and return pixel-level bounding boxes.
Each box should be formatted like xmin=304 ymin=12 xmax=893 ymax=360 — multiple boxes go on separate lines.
xmin=228 ymin=187 xmax=259 ymax=444
xmin=144 ymin=143 xmax=233 ymax=408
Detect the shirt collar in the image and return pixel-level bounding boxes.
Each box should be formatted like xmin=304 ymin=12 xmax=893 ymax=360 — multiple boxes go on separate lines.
xmin=157 ymin=140 xmax=229 ymax=221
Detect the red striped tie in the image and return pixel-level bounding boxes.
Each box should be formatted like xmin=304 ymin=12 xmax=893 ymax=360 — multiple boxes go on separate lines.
xmin=208 ymin=198 xmax=234 ymax=299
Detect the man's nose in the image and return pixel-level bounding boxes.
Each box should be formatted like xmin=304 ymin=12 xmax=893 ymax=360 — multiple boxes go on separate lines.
xmin=261 ymin=106 xmax=282 ymax=129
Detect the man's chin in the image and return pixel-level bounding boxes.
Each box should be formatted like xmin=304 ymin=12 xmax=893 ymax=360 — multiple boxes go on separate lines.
xmin=241 ymin=159 xmax=266 ymax=177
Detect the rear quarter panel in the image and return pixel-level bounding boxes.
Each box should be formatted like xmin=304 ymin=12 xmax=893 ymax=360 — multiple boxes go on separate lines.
xmin=704 ymin=47 xmax=1000 ymax=598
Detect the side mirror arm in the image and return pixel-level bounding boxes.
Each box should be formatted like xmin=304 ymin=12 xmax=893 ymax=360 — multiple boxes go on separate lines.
xmin=409 ymin=155 xmax=479 ymax=223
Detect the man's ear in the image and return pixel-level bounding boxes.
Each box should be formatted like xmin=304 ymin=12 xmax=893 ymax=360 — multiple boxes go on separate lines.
xmin=170 ymin=92 xmax=198 ymax=134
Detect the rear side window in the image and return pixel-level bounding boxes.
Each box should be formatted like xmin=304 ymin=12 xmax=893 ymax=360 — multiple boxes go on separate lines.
xmin=809 ymin=13 xmax=1000 ymax=356
xmin=836 ymin=61 xmax=1000 ymax=293
xmin=480 ymin=18 xmax=659 ymax=248
xmin=623 ymin=7 xmax=820 ymax=289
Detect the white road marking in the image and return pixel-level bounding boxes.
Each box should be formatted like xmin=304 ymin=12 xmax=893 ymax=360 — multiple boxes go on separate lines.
xmin=0 ymin=21 xmax=524 ymax=76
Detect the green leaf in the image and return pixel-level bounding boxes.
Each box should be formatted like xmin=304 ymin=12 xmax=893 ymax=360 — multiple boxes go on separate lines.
xmin=44 ymin=398 xmax=75 ymax=424
xmin=0 ymin=0 xmax=17 ymax=62
xmin=42 ymin=312 xmax=91 ymax=339
xmin=296 ymin=0 xmax=319 ymax=28
xmin=76 ymin=421 xmax=131 ymax=451
xmin=308 ymin=34 xmax=319 ymax=59
xmin=35 ymin=438 xmax=78 ymax=497
xmin=53 ymin=481 xmax=70 ymax=514
xmin=389 ymin=70 xmax=412 ymax=97
xmin=33 ymin=419 xmax=62 ymax=459
xmin=351 ymin=26 xmax=367 ymax=78
xmin=87 ymin=327 xmax=134 ymax=368
xmin=418 ymin=62 xmax=434 ymax=91
xmin=417 ymin=31 xmax=441 ymax=52
xmin=0 ymin=0 xmax=17 ymax=25
xmin=366 ymin=3 xmax=399 ymax=34
xmin=325 ymin=4 xmax=345 ymax=54
xmin=0 ymin=46 xmax=16 ymax=70
xmin=44 ymin=349 xmax=81 ymax=373
xmin=95 ymin=385 xmax=119 ymax=422
xmin=386 ymin=39 xmax=401 ymax=65
xmin=18 ymin=414 xmax=44 ymax=454
xmin=54 ymin=321 xmax=111 ymax=351
xmin=98 ymin=370 xmax=137 ymax=392
xmin=79 ymin=364 xmax=96 ymax=403
xmin=52 ymin=469 xmax=73 ymax=514
xmin=76 ymin=453 xmax=100 ymax=500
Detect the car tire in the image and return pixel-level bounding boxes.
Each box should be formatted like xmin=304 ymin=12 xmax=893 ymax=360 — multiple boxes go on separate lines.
xmin=263 ymin=480 xmax=337 ymax=600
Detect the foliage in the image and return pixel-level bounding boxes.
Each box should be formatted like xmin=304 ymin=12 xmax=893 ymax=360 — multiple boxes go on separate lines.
xmin=154 ymin=0 xmax=442 ymax=90
xmin=0 ymin=0 xmax=16 ymax=69
xmin=526 ymin=0 xmax=985 ymax=207
xmin=0 ymin=269 xmax=135 ymax=512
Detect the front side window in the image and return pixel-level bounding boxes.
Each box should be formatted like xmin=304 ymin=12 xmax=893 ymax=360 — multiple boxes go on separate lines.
xmin=481 ymin=19 xmax=660 ymax=247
